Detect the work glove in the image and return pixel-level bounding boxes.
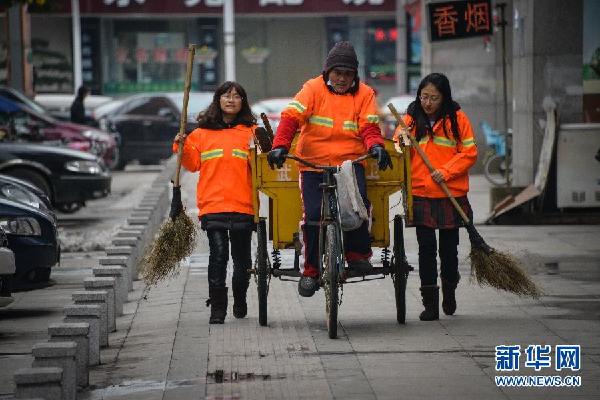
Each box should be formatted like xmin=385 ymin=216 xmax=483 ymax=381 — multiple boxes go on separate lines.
xmin=370 ymin=144 xmax=393 ymax=171
xmin=267 ymin=147 xmax=288 ymax=169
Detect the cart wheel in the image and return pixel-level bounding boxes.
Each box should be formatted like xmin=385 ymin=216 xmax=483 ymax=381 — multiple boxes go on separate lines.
xmin=257 ymin=219 xmax=269 ymax=326
xmin=393 ymin=215 xmax=408 ymax=324
xmin=324 ymin=224 xmax=340 ymax=339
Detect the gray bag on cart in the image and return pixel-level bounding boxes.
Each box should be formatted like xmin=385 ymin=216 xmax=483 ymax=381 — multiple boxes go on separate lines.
xmin=335 ymin=160 xmax=368 ymax=231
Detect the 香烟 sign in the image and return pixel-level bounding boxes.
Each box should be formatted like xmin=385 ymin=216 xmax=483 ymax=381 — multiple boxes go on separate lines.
xmin=428 ymin=0 xmax=492 ymax=42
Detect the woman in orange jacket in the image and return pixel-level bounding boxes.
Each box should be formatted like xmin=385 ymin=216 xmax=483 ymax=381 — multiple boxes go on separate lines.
xmin=394 ymin=73 xmax=477 ymax=321
xmin=173 ymin=81 xmax=257 ymax=324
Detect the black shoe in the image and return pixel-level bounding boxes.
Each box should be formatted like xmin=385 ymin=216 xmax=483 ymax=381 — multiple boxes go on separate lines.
xmin=208 ymin=287 xmax=228 ymax=324
xmin=298 ymin=276 xmax=318 ymax=297
xmin=441 ymin=278 xmax=458 ymax=316
xmin=419 ymin=285 xmax=439 ymax=321
xmin=232 ymin=282 xmax=248 ymax=319
xmin=347 ymin=259 xmax=373 ymax=274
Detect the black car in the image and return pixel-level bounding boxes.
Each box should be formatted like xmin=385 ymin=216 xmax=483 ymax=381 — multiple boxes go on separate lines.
xmin=0 ymin=226 xmax=16 ymax=305
xmin=0 ymin=197 xmax=60 ymax=286
xmin=0 ymin=173 xmax=53 ymax=212
xmin=100 ymin=92 xmax=211 ymax=169
xmin=0 ymin=142 xmax=111 ymax=213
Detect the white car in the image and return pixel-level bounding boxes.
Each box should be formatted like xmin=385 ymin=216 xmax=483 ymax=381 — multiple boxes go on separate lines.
xmin=380 ymin=94 xmax=415 ymax=138
xmin=251 ymin=97 xmax=293 ymax=133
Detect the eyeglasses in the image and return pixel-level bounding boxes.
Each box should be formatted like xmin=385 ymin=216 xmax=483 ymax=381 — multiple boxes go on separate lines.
xmin=419 ymin=95 xmax=441 ymax=103
xmin=220 ymin=93 xmax=242 ymax=101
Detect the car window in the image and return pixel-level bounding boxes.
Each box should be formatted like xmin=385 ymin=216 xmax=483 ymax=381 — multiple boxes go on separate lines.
xmin=0 ymin=88 xmax=47 ymax=115
xmin=125 ymin=97 xmax=175 ymax=116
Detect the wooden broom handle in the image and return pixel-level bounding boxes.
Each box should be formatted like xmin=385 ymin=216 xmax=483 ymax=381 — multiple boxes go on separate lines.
xmin=173 ymin=44 xmax=196 ymax=187
xmin=387 ymin=103 xmax=471 ymax=224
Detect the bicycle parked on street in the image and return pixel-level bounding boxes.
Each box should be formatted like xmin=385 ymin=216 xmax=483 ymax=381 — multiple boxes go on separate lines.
xmin=480 ymin=120 xmax=512 ymax=186
xmin=249 ymin=139 xmax=413 ymax=339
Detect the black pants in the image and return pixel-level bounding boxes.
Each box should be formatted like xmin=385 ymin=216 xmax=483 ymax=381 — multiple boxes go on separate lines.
xmin=416 ymin=226 xmax=460 ymax=286
xmin=207 ymin=229 xmax=252 ymax=289
xmin=300 ymin=163 xmax=371 ymax=276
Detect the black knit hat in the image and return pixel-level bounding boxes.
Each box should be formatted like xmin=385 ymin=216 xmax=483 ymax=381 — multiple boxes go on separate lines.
xmin=324 ymin=41 xmax=358 ymax=73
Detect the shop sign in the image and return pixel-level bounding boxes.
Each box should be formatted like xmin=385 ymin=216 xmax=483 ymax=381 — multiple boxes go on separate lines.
xmin=50 ymin=0 xmax=393 ymax=14
xmin=104 ymin=81 xmax=202 ymax=94
xmin=428 ymin=0 xmax=492 ymax=42
xmin=153 ymin=48 xmax=168 ymax=63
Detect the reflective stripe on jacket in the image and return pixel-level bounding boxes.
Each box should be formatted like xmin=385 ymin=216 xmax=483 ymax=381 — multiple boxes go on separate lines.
xmin=172 ymin=125 xmax=255 ymax=216
xmin=394 ymin=110 xmax=477 ymax=198
xmin=275 ymin=76 xmax=383 ymax=171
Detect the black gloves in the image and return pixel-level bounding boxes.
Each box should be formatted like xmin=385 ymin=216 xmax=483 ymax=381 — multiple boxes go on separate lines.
xmin=267 ymin=147 xmax=288 ymax=169
xmin=370 ymin=145 xmax=393 ymax=171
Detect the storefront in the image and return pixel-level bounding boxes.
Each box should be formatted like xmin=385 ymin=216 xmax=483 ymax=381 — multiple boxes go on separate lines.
xmin=7 ymin=0 xmax=421 ymax=102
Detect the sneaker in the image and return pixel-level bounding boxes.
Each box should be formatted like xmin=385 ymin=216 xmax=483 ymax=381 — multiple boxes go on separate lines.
xmin=347 ymin=259 xmax=373 ymax=274
xmin=298 ymin=276 xmax=318 ymax=297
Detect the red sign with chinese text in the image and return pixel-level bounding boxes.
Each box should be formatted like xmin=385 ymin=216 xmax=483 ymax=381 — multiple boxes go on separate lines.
xmin=428 ymin=0 xmax=492 ymax=42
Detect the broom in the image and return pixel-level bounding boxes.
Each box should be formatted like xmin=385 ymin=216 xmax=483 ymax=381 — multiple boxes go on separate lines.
xmin=142 ymin=44 xmax=198 ymax=285
xmin=388 ymin=104 xmax=541 ymax=298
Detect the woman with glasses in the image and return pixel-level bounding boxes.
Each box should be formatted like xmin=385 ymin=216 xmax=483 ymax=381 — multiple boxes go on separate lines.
xmin=394 ymin=73 xmax=477 ymax=321
xmin=173 ymin=81 xmax=257 ymax=324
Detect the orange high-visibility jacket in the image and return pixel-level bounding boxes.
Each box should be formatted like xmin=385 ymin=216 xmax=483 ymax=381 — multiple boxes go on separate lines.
xmin=172 ymin=125 xmax=255 ymax=216
xmin=272 ymin=76 xmax=383 ymax=171
xmin=394 ymin=110 xmax=477 ymax=198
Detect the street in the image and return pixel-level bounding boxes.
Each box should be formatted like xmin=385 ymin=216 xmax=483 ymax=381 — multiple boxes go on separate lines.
xmin=0 ymin=165 xmax=162 ymax=397
xmin=50 ymin=172 xmax=600 ymax=399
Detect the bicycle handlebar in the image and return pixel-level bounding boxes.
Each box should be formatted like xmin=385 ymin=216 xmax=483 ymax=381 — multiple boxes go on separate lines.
xmin=285 ymin=153 xmax=371 ymax=170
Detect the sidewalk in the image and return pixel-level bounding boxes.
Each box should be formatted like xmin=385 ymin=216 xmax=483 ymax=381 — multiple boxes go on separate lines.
xmin=81 ymin=173 xmax=600 ymax=400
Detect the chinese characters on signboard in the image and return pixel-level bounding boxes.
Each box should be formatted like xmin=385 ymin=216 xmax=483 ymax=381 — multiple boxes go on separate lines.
xmin=428 ymin=0 xmax=492 ymax=42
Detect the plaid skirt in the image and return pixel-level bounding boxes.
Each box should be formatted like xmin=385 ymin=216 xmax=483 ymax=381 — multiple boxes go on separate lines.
xmin=411 ymin=196 xmax=473 ymax=229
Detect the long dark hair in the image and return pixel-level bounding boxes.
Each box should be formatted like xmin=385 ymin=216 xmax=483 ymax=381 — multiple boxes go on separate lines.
xmin=197 ymin=81 xmax=256 ymax=129
xmin=406 ymin=73 xmax=461 ymax=141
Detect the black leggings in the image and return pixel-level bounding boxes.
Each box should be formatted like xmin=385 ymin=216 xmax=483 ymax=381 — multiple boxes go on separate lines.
xmin=416 ymin=226 xmax=460 ymax=286
xmin=206 ymin=229 xmax=252 ymax=289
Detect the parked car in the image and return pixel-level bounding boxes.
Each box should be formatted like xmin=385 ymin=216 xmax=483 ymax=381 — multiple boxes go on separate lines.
xmin=1 ymin=88 xmax=120 ymax=169
xmin=0 ymin=141 xmax=111 ymax=213
xmin=380 ymin=94 xmax=414 ymax=138
xmin=0 ymin=226 xmax=16 ymax=306
xmin=99 ymin=93 xmax=202 ymax=169
xmin=251 ymin=97 xmax=293 ymax=133
xmin=0 ymin=173 xmax=54 ymax=214
xmin=34 ymin=93 xmax=114 ymax=124
xmin=166 ymin=91 xmax=213 ymax=123
xmin=0 ymin=197 xmax=60 ymax=287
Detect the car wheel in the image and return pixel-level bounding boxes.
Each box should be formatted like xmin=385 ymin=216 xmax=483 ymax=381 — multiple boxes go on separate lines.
xmin=105 ymin=146 xmax=121 ymax=171
xmin=55 ymin=202 xmax=83 ymax=213
xmin=7 ymin=169 xmax=51 ymax=198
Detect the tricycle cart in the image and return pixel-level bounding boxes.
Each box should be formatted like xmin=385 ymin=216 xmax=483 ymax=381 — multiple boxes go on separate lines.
xmin=250 ymin=138 xmax=413 ymax=338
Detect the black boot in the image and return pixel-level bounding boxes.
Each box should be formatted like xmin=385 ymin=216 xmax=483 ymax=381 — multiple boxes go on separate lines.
xmin=232 ymin=282 xmax=248 ymax=319
xmin=419 ymin=285 xmax=439 ymax=321
xmin=441 ymin=278 xmax=458 ymax=316
xmin=208 ymin=287 xmax=228 ymax=324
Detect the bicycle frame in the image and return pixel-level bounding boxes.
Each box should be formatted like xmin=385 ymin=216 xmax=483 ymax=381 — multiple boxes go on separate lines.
xmin=286 ymin=154 xmax=370 ymax=278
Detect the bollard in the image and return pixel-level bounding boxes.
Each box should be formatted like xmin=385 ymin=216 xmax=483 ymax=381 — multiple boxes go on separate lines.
xmin=112 ymin=236 xmax=138 ymax=247
xmin=93 ymin=266 xmax=127 ymax=313
xmin=31 ymin=342 xmax=77 ymax=400
xmin=99 ymin=256 xmax=133 ymax=290
xmin=84 ymin=277 xmax=116 ymax=332
xmin=72 ymin=291 xmax=108 ymax=347
xmin=48 ymin=322 xmax=89 ymax=387
xmin=106 ymin=245 xmax=134 ymax=256
xmin=63 ymin=304 xmax=101 ymax=366
xmin=14 ymin=367 xmax=63 ymax=400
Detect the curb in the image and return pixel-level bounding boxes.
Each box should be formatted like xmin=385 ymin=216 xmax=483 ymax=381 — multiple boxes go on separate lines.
xmin=13 ymin=157 xmax=178 ymax=399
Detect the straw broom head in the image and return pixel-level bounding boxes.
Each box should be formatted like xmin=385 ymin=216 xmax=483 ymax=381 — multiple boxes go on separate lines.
xmin=141 ymin=211 xmax=197 ymax=286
